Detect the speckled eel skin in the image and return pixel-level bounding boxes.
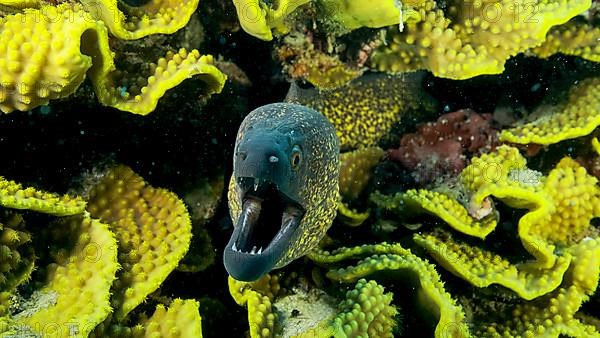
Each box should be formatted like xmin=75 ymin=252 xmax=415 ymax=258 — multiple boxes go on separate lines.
xmin=224 ymin=103 xmax=340 ymax=281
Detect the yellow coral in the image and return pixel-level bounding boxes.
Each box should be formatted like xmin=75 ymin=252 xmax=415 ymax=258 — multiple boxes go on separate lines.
xmin=232 ymin=0 xmax=310 ymax=40
xmin=0 ymin=212 xmax=34 ymax=316
xmin=87 ymin=165 xmax=192 ymax=320
xmin=7 ymin=215 xmax=119 ymax=337
xmin=531 ymin=19 xmax=600 ymax=63
xmin=308 ymin=243 xmax=471 ymax=338
xmin=286 ymin=72 xmax=436 ymax=150
xmin=336 ymin=147 xmax=384 ymax=226
xmin=317 ymin=0 xmax=405 ymax=31
xmin=297 ymin=279 xmax=398 ymax=338
xmin=415 ymin=146 xmax=600 ymax=270
xmin=228 ymin=275 xmax=279 ymax=337
xmin=593 ymin=137 xmax=600 ymax=156
xmin=414 ymin=231 xmax=572 ymax=300
xmin=478 ymin=237 xmax=600 ymax=337
xmin=371 ymin=0 xmax=591 ymax=79
xmin=371 ymin=189 xmax=498 ymax=239
xmin=500 ymin=77 xmax=600 ymax=145
xmin=0 ymin=176 xmax=85 ymax=216
xmin=141 ymin=299 xmax=203 ymax=337
xmin=0 ymin=4 xmax=226 ymax=114
xmin=80 ymin=0 xmax=199 ymax=40
xmin=0 ymin=0 xmax=38 ymax=8
xmin=339 ymin=147 xmax=384 ymax=200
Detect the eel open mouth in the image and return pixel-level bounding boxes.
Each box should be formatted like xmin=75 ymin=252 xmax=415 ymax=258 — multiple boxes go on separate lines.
xmin=224 ymin=177 xmax=305 ymax=281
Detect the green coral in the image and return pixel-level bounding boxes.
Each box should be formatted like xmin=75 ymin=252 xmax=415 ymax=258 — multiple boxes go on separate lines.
xmin=308 ymin=243 xmax=471 ymax=338
xmin=229 ymin=273 xmax=399 ymax=338
xmin=296 ymin=279 xmax=398 ymax=338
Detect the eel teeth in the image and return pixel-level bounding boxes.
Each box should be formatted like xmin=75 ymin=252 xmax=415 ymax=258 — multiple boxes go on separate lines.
xmin=258 ymin=247 xmax=263 ymax=254
xmin=232 ymin=242 xmax=238 ymax=252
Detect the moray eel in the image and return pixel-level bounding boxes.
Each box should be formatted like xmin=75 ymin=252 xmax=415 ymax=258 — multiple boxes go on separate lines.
xmin=286 ymin=72 xmax=436 ymax=150
xmin=224 ymin=103 xmax=340 ymax=281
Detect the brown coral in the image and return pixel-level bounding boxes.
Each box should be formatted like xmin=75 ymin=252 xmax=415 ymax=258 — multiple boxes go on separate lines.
xmin=388 ymin=109 xmax=499 ymax=183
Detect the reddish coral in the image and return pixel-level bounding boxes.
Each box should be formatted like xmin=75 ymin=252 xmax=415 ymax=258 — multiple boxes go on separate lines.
xmin=388 ymin=109 xmax=499 ymax=183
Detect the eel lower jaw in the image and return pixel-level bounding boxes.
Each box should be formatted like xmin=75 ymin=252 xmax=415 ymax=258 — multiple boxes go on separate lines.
xmin=224 ymin=183 xmax=304 ymax=282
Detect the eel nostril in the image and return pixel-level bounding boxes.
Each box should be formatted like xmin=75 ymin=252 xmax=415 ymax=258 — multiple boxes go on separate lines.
xmin=238 ymin=151 xmax=247 ymax=160
xmin=268 ymin=155 xmax=279 ymax=163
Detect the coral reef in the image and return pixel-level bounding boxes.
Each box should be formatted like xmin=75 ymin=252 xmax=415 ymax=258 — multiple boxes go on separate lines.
xmin=10 ymin=215 xmax=119 ymax=337
xmin=0 ymin=176 xmax=85 ymax=215
xmin=500 ymin=77 xmax=600 ymax=145
xmin=0 ymin=166 xmax=199 ymax=336
xmin=0 ymin=1 xmax=226 ymax=114
xmin=0 ymin=212 xmax=34 ymax=317
xmin=531 ymin=19 xmax=600 ymax=62
xmin=373 ymin=145 xmax=600 ymax=336
xmin=0 ymin=0 xmax=598 ymax=335
xmin=370 ymin=0 xmax=591 ymax=79
xmin=231 ymin=0 xmax=310 ymax=40
xmin=228 ymin=274 xmax=280 ymax=337
xmin=337 ymin=147 xmax=385 ymax=226
xmin=308 ymin=243 xmax=470 ymax=338
xmin=276 ymin=33 xmax=365 ymax=90
xmin=87 ymin=165 xmax=192 ymax=320
xmin=388 ymin=109 xmax=499 ymax=183
xmin=229 ymin=273 xmax=399 ymax=338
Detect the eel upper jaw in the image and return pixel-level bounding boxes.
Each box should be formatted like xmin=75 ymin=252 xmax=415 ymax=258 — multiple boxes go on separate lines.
xmin=224 ymin=177 xmax=305 ymax=281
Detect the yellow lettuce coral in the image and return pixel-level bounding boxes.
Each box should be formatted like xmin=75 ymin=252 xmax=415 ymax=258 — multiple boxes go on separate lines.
xmin=0 ymin=3 xmax=226 ymax=114
xmin=5 ymin=215 xmax=119 ymax=337
xmin=141 ymin=299 xmax=203 ymax=337
xmin=296 ymin=279 xmax=398 ymax=338
xmin=593 ymin=137 xmax=600 ymax=156
xmin=371 ymin=0 xmax=591 ymax=79
xmin=531 ymin=19 xmax=600 ymax=63
xmin=0 ymin=175 xmax=85 ymax=216
xmin=308 ymin=243 xmax=471 ymax=338
xmin=228 ymin=274 xmax=279 ymax=337
xmin=371 ymin=189 xmax=498 ymax=239
xmin=414 ymin=231 xmax=572 ymax=300
xmin=87 ymin=165 xmax=192 ymax=320
xmin=0 ymin=212 xmax=34 ymax=316
xmin=500 ymin=77 xmax=600 ymax=145
xmin=317 ymin=0 xmax=405 ymax=31
xmin=80 ymin=0 xmax=200 ymax=40
xmin=232 ymin=0 xmax=310 ymax=40
xmin=372 ymin=144 xmax=600 ymax=306
xmin=464 ymin=148 xmax=599 ymax=269
xmin=230 ymin=272 xmax=399 ymax=337
xmin=337 ymin=147 xmax=385 ymax=226
xmin=0 ymin=0 xmax=38 ymax=8
xmin=477 ymin=237 xmax=600 ymax=337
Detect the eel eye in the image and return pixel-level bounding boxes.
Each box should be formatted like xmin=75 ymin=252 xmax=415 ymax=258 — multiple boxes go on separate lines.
xmin=290 ymin=145 xmax=302 ymax=169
